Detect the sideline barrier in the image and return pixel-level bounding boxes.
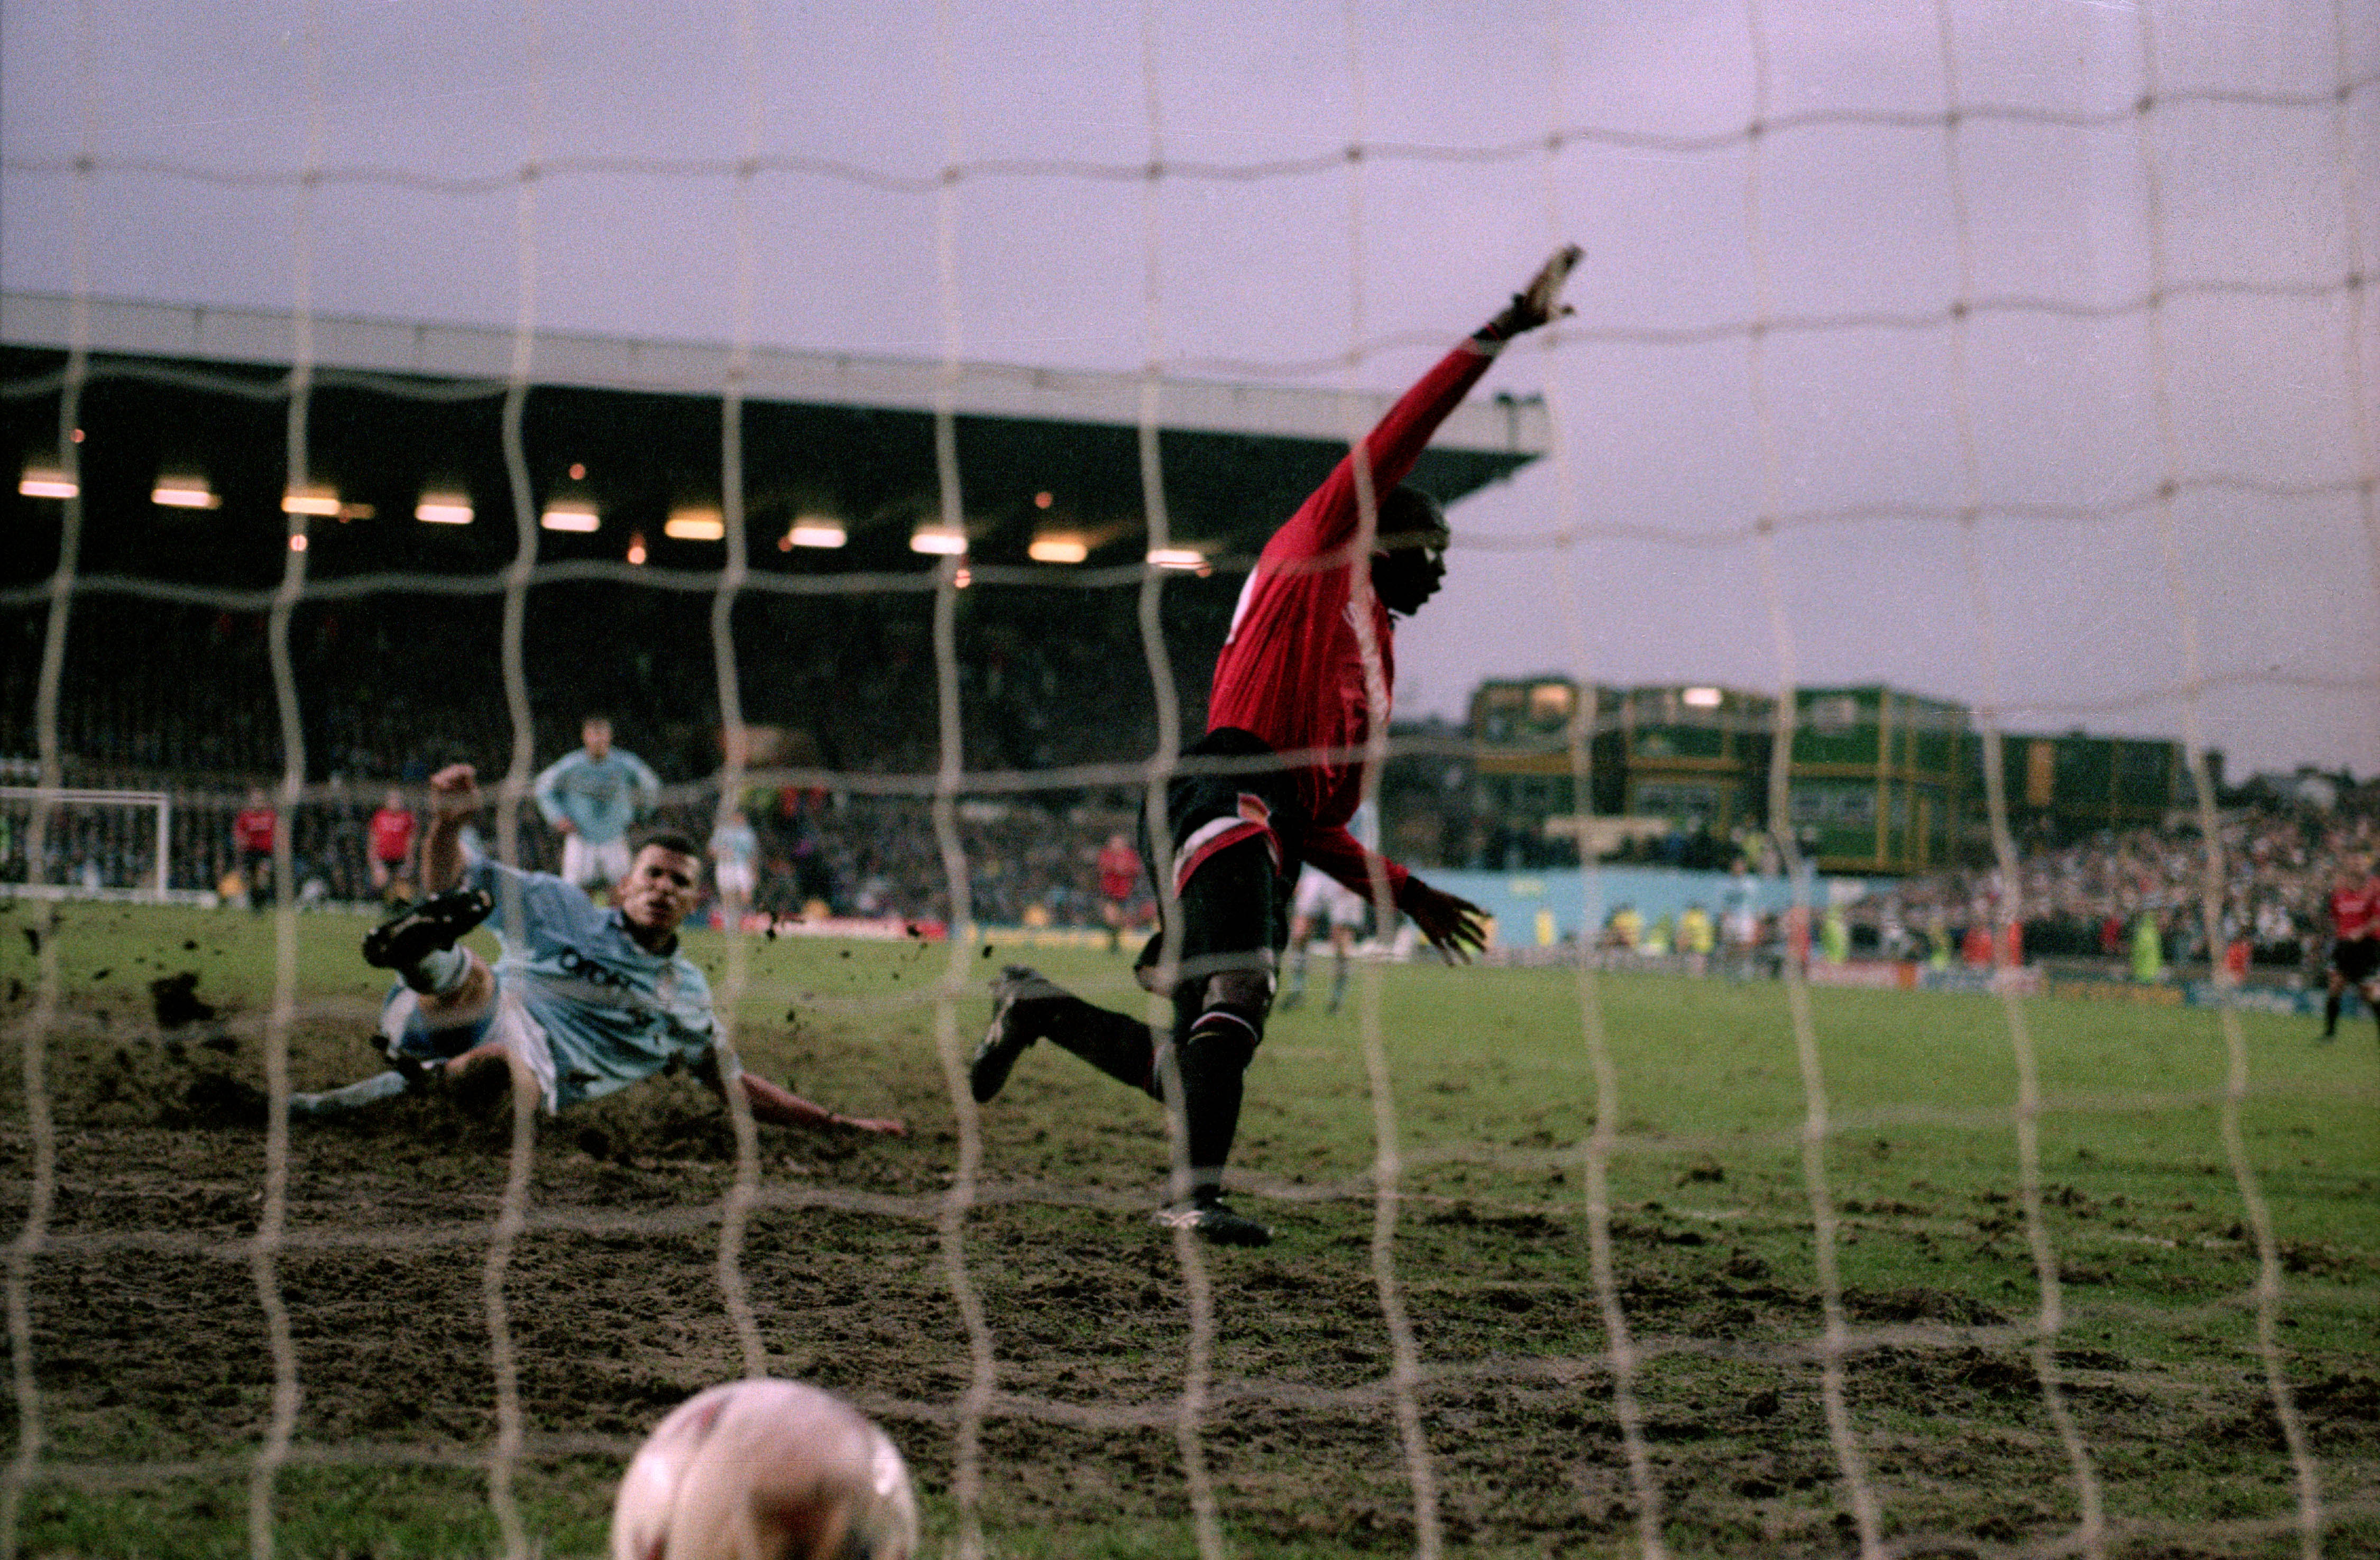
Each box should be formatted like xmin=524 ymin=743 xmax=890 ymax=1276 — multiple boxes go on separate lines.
xmin=736 ymin=913 xmax=2363 ymax=1020
xmin=1430 ymin=865 xmax=1857 ymax=945
xmin=1470 ymin=947 xmax=2361 ymax=1019
xmin=1917 ymin=965 xmax=2044 ymax=997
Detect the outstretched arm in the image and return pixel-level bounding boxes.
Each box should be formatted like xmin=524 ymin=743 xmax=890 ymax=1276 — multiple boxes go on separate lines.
xmin=705 ymin=1063 xmax=906 ymax=1136
xmin=1301 ymin=828 xmax=1483 ymax=960
xmin=1287 ymin=246 xmax=1583 ymax=559
xmin=1480 ymin=243 xmax=1582 ymax=343
xmin=1397 ymin=877 xmax=1490 ymax=963
xmin=1304 ymin=825 xmax=1410 ymax=907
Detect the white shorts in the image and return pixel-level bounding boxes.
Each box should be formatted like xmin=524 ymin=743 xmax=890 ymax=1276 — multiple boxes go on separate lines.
xmin=562 ymin=834 xmax=633 ymax=891
xmin=381 ymin=981 xmax=563 ymax=1114
xmin=713 ymin=859 xmax=756 ymax=898
xmin=1292 ymin=867 xmax=1367 ymax=929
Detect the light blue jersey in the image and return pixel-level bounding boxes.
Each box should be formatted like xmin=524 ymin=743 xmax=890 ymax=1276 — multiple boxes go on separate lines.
xmin=709 ymin=821 xmax=758 ymax=865
xmin=384 ymin=857 xmax=717 ymax=1111
xmin=534 ymin=747 xmax=661 ymax=845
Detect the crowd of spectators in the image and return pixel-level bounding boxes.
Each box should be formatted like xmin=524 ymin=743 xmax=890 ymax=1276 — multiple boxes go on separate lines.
xmin=0 ymin=770 xmax=1153 ymax=933
xmin=7 ymin=589 xmax=2372 ymax=961
xmin=1883 ymin=805 xmax=2377 ymax=972
xmin=0 ymin=585 xmax=1196 ymax=921
xmin=700 ymin=789 xmax=1144 ymax=930
xmin=0 ymin=587 xmax=1200 ymax=791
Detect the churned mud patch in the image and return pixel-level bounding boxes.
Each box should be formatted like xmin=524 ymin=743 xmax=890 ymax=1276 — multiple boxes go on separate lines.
xmin=0 ymin=988 xmax=2367 ymax=1556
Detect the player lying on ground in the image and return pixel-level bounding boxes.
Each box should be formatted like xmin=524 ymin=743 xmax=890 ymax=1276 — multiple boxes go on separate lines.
xmin=968 ymin=245 xmax=1581 ymax=1246
xmin=2321 ymin=853 xmax=2380 ymax=1047
xmin=293 ymin=763 xmax=905 ymax=1134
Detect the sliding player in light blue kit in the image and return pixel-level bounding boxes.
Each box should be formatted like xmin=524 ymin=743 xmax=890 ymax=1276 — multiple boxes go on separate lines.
xmin=535 ymin=715 xmax=663 ymax=895
xmin=293 ymin=763 xmax=902 ymax=1134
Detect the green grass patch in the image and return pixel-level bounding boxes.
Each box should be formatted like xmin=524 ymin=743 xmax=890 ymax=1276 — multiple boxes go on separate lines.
xmin=0 ymin=901 xmax=2374 ymax=1556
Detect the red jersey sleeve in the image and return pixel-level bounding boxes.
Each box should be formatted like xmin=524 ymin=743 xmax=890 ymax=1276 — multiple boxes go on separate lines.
xmin=1303 ymin=824 xmax=1412 ymax=904
xmin=1269 ymin=336 xmax=1504 ymax=568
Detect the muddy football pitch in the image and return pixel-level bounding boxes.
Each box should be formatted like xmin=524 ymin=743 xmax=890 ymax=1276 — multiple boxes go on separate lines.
xmin=1 ymin=899 xmax=2374 ymax=1557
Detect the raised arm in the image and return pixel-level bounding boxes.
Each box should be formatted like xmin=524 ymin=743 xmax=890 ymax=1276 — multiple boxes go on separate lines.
xmin=1287 ymin=246 xmax=1582 ymax=559
xmin=420 ymin=763 xmax=481 ymax=894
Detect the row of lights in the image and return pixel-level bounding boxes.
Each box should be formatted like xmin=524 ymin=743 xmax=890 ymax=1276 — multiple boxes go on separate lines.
xmin=19 ymin=462 xmax=1214 ymax=570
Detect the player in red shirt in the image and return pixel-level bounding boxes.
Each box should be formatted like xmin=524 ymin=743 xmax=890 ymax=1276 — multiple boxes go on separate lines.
xmin=232 ymin=787 xmax=278 ymax=912
xmin=368 ymin=788 xmax=418 ymax=904
xmin=966 ymin=247 xmax=1580 ymax=1245
xmin=2321 ymin=855 xmax=2380 ymax=1045
xmin=1095 ymin=832 xmax=1142 ymax=952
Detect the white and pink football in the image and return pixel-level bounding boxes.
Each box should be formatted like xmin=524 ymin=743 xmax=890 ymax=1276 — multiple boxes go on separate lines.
xmin=610 ymin=1378 xmax=918 ymax=1560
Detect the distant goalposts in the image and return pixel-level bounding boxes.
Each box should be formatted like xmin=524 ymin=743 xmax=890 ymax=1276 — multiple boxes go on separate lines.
xmin=0 ymin=786 xmax=181 ymax=902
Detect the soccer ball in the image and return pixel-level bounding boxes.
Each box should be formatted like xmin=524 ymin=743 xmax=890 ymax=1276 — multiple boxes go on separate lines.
xmin=610 ymin=1378 xmax=918 ymax=1560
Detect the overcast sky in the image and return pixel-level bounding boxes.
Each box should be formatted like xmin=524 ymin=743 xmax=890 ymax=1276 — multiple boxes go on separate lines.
xmin=4 ymin=0 xmax=2375 ymax=779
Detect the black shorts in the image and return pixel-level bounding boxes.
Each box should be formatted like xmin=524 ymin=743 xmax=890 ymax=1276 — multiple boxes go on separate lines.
xmin=1132 ymin=728 xmax=1304 ymax=994
xmin=2333 ymin=937 xmax=2380 ymax=986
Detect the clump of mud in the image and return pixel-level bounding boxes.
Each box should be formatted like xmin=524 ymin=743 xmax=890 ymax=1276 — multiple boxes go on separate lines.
xmin=148 ymin=970 xmax=216 ymax=1029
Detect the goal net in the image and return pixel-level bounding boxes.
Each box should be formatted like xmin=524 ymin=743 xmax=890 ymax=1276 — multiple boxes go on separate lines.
xmin=1 ymin=2 xmax=2374 ymax=1557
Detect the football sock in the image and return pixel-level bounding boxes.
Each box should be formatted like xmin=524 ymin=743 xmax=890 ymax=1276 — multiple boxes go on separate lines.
xmin=401 ymin=946 xmax=471 ymax=996
xmin=1178 ymin=1013 xmax=1261 ymax=1196
xmin=2323 ymin=992 xmax=2340 ymax=1038
xmin=1038 ymin=995 xmax=1163 ymax=1099
xmin=1328 ymin=957 xmax=1348 ymax=1012
xmin=290 ymin=1069 xmax=409 ymax=1116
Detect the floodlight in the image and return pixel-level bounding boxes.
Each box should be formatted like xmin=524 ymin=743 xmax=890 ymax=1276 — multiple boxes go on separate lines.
xmin=627 ymin=532 xmax=649 ymax=565
xmin=909 ymin=525 xmax=968 ymax=556
xmin=282 ymin=486 xmax=341 ymax=517
xmin=1146 ymin=547 xmax=1207 ymax=570
xmin=787 ymin=517 xmax=846 ymax=549
xmin=416 ymin=492 xmax=473 ymax=525
xmin=1028 ymin=535 xmax=1088 ymax=565
xmin=152 ymin=476 xmax=221 ymax=510
xmin=1682 ymin=686 xmax=1723 ymax=708
xmin=665 ymin=506 xmax=726 ymax=541
xmin=19 ymin=467 xmax=75 ymax=500
xmin=541 ymin=500 xmax=600 ymax=532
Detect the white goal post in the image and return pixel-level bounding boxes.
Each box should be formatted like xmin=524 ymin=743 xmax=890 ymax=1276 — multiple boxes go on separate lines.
xmin=0 ymin=786 xmax=175 ymax=902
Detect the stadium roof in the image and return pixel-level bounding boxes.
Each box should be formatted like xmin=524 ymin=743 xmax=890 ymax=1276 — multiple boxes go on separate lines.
xmin=4 ymin=291 xmax=1550 ymax=586
xmin=2 ymin=290 xmax=1548 ymax=458
xmin=1 ymin=292 xmax=1555 ymax=783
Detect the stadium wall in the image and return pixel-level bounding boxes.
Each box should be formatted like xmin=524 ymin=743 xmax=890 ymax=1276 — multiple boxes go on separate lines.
xmin=1429 ymin=864 xmax=1854 ymax=947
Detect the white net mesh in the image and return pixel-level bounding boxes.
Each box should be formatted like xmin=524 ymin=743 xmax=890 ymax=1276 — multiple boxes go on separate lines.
xmin=3 ymin=2 xmax=2376 ymax=1556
